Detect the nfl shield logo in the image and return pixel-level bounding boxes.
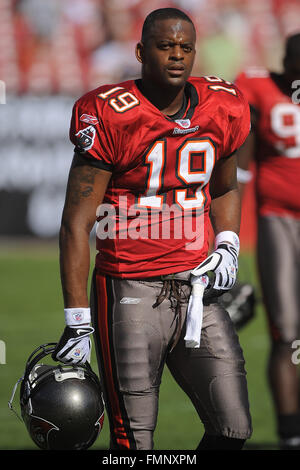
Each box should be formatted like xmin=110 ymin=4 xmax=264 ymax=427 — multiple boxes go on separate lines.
xmin=72 ymin=312 xmax=83 ymax=322
xmin=73 ymin=348 xmax=82 ymax=358
xmin=174 ymin=119 xmax=191 ymax=128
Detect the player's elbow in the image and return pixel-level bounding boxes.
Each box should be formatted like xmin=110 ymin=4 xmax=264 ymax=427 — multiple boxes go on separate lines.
xmin=210 ymin=183 xmax=239 ymax=201
xmin=59 ymin=214 xmax=93 ymax=245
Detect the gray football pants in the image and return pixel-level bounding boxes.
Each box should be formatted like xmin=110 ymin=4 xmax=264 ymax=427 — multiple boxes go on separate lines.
xmin=257 ymin=215 xmax=300 ymax=343
xmin=90 ymin=270 xmax=252 ymax=450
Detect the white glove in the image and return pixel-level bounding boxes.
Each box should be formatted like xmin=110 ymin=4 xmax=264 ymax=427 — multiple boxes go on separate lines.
xmin=52 ymin=308 xmax=94 ymax=365
xmin=191 ymin=231 xmax=240 ymax=303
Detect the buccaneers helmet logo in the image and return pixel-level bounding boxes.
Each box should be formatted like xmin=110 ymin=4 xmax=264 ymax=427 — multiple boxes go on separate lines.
xmin=75 ymin=125 xmax=96 ymax=152
xmin=29 ymin=415 xmax=59 ymax=449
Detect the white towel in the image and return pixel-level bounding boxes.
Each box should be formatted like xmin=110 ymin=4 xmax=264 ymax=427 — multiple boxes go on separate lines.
xmin=184 ymin=274 xmax=209 ymax=348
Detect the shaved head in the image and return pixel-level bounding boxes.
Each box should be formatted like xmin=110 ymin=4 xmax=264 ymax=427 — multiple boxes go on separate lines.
xmin=141 ymin=8 xmax=196 ymax=44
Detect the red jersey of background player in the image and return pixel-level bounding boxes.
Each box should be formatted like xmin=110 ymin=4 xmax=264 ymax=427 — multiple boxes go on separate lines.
xmin=69 ymin=76 xmax=250 ymax=278
xmin=235 ymin=68 xmax=300 ymax=219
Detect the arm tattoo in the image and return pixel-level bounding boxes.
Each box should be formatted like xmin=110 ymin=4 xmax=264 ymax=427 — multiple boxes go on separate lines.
xmin=67 ymin=165 xmax=102 ymax=206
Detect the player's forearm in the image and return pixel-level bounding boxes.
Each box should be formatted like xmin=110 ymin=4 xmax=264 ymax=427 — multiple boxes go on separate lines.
xmin=59 ymin=222 xmax=91 ymax=308
xmin=236 ymin=130 xmax=256 ymax=197
xmin=210 ymin=188 xmax=241 ymax=236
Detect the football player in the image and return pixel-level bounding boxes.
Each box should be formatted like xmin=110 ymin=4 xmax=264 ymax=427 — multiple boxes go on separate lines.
xmin=53 ymin=8 xmax=252 ymax=450
xmin=235 ymin=33 xmax=300 ymax=449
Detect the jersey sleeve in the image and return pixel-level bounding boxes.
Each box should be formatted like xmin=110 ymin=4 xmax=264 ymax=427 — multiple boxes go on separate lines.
xmin=221 ymin=87 xmax=251 ymax=158
xmin=69 ymin=95 xmax=115 ymax=172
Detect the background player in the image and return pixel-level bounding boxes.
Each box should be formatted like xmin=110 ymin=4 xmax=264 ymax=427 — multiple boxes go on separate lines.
xmin=52 ymin=8 xmax=252 ymax=450
xmin=235 ymin=33 xmax=300 ymax=449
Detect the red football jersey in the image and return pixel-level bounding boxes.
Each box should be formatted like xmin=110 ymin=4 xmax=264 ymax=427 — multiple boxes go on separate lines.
xmin=69 ymin=76 xmax=250 ymax=278
xmin=235 ymin=68 xmax=300 ymax=218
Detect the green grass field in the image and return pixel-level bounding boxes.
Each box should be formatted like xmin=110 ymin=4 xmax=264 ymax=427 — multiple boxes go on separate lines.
xmin=0 ymin=239 xmax=279 ymax=450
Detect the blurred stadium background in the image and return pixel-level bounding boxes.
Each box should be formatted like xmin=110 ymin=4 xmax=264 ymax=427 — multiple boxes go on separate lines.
xmin=0 ymin=0 xmax=299 ymax=451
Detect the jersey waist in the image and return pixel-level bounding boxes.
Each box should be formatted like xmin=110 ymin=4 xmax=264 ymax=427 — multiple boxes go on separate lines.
xmin=256 ymin=157 xmax=300 ymax=216
xmin=94 ymin=224 xmax=209 ymax=279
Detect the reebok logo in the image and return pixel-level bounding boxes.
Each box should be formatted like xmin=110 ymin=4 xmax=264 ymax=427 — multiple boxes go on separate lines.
xmin=173 ymin=125 xmax=199 ymax=135
xmin=120 ymin=297 xmax=141 ymax=304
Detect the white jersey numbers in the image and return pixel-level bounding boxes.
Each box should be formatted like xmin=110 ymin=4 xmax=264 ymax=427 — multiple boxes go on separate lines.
xmin=97 ymin=87 xmax=124 ymax=99
xmin=175 ymin=139 xmax=215 ymax=209
xmin=138 ymin=141 xmax=166 ymax=209
xmin=270 ymin=103 xmax=300 ymax=158
xmin=204 ymin=76 xmax=237 ymax=96
xmin=98 ymin=87 xmax=140 ymax=113
xmin=138 ymin=138 xmax=216 ymax=210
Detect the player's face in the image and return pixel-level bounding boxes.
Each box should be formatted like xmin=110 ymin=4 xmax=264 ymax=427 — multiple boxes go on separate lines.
xmin=137 ymin=19 xmax=196 ymax=89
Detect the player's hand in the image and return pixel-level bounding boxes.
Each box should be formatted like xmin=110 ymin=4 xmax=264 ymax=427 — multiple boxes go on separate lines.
xmin=191 ymin=231 xmax=239 ymax=303
xmin=52 ymin=325 xmax=94 ymax=364
xmin=52 ymin=307 xmax=94 ymax=365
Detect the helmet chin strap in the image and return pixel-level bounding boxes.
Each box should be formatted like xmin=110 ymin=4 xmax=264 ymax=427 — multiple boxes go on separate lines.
xmin=8 ymin=343 xmax=58 ymax=423
xmin=8 ymin=376 xmax=24 ymax=422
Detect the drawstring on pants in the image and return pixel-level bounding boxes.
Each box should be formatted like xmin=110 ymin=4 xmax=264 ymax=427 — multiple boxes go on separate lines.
xmin=152 ymin=278 xmax=189 ymax=351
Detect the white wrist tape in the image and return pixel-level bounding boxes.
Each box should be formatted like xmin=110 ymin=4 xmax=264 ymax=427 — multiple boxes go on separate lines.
xmin=64 ymin=307 xmax=91 ymax=326
xmin=237 ymin=167 xmax=253 ymax=184
xmin=214 ymin=231 xmax=240 ymax=254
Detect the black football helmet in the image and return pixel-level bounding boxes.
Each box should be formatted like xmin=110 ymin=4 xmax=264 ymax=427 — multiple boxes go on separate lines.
xmin=9 ymin=343 xmax=105 ymax=450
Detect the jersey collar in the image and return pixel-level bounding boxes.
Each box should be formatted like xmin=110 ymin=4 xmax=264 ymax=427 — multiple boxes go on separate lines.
xmin=134 ymin=79 xmax=199 ymax=123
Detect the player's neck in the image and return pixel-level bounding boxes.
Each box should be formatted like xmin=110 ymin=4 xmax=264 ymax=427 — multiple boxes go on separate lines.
xmin=138 ymin=79 xmax=186 ymax=116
